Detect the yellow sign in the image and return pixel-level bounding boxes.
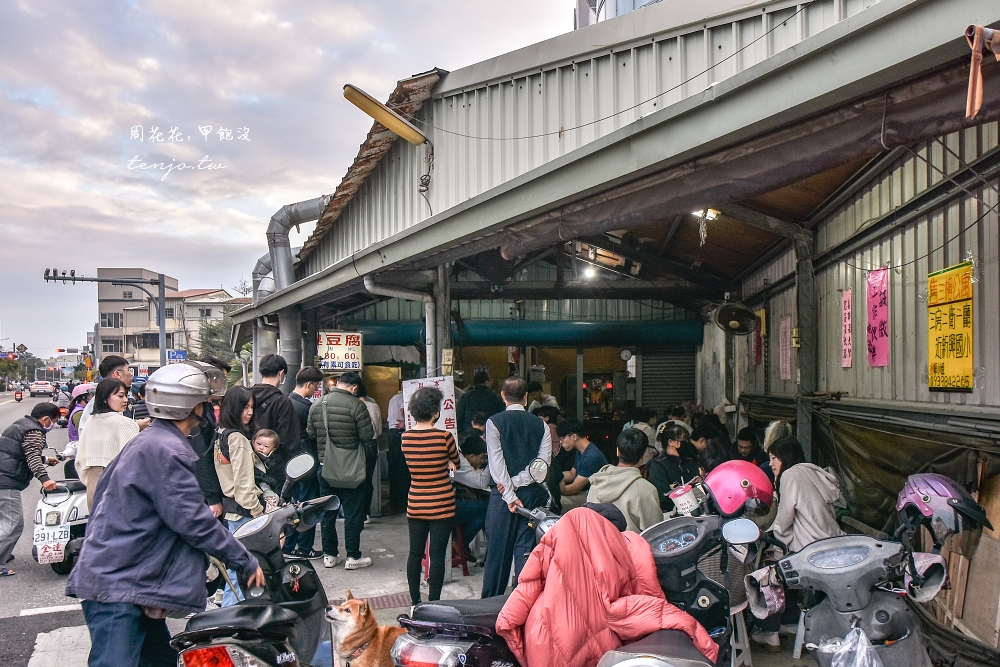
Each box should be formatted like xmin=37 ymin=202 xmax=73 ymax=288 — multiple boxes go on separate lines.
xmin=927 ymin=261 xmax=973 ymax=392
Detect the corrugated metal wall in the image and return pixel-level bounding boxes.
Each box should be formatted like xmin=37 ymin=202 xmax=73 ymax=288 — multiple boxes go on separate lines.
xmin=742 ymin=245 xmax=796 ymax=298
xmin=302 ymin=0 xmax=880 ymax=278
xmin=642 ymin=348 xmax=698 ymax=412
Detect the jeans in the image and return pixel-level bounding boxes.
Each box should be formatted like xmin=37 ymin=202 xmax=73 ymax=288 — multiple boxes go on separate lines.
xmin=0 ymin=489 xmax=24 ymax=567
xmin=387 ymin=429 xmax=410 ymax=511
xmin=317 ymin=466 xmax=367 ymax=560
xmin=407 ymin=518 xmax=452 ymax=605
xmin=453 ymin=498 xmax=489 ymax=551
xmin=481 ymin=489 xmax=537 ymax=598
xmin=82 ymin=600 xmax=177 ymax=667
xmin=283 ymin=475 xmax=320 ymax=554
xmin=222 ymin=516 xmax=251 ymax=606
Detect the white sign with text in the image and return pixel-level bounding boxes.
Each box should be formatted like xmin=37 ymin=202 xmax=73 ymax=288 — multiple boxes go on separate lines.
xmin=401 ymin=375 xmax=457 ymax=440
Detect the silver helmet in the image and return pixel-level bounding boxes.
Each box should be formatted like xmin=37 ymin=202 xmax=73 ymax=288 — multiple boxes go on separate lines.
xmin=145 ymin=361 xmax=228 ymax=420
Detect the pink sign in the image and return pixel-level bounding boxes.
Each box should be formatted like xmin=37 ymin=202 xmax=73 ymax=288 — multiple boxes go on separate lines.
xmin=841 ymin=290 xmax=853 ymax=368
xmin=779 ymin=316 xmax=792 ymax=381
xmin=866 ymin=269 xmax=889 ymax=367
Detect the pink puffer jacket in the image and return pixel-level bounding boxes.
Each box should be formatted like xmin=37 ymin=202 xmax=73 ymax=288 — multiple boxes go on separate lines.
xmin=496 ymin=508 xmax=719 ymax=667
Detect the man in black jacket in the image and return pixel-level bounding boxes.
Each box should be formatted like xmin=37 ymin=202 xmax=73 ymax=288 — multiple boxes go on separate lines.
xmin=285 ymin=366 xmax=323 ymax=559
xmin=456 ymin=371 xmax=504 ymax=433
xmin=249 ymin=354 xmax=302 ymax=476
xmin=188 ymin=355 xmax=232 ymax=517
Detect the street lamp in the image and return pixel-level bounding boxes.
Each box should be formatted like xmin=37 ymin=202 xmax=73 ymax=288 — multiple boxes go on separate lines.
xmin=44 ymin=268 xmax=169 ymax=369
xmin=239 ymin=349 xmax=252 ymax=387
xmin=344 ymin=83 xmax=435 ymax=215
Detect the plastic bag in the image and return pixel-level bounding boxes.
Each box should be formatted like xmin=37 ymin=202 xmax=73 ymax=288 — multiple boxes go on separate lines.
xmin=830 ymin=627 xmax=884 ymax=667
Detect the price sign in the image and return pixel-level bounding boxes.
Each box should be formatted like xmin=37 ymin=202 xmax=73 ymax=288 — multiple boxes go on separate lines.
xmin=401 ymin=375 xmax=458 ymax=439
xmin=317 ymin=331 xmax=363 ymax=371
xmin=927 ymin=262 xmax=973 ymax=392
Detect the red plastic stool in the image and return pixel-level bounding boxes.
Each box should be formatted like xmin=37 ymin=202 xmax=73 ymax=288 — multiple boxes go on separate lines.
xmin=422 ymin=525 xmax=470 ymax=580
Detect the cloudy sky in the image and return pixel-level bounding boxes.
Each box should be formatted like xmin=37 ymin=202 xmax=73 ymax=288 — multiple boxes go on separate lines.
xmin=0 ymin=0 xmax=573 ymax=357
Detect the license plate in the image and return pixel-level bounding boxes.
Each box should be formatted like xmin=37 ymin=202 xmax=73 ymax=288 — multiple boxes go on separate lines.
xmin=37 ymin=542 xmax=66 ymax=565
xmin=34 ymin=525 xmax=70 ymax=545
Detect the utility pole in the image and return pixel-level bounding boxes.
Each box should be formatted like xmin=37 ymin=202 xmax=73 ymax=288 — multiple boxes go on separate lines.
xmin=43 ymin=269 xmax=168 ymax=369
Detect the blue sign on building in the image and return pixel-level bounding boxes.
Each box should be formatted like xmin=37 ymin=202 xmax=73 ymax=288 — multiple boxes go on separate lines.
xmin=166 ymin=349 xmax=187 ymax=364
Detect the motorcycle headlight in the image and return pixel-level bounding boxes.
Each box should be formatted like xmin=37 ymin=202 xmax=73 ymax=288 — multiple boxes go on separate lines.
xmin=68 ymin=507 xmax=78 ymax=522
xmin=45 ymin=511 xmax=61 ymax=526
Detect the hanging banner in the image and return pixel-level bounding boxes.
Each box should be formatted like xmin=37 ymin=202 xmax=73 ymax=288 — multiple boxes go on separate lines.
xmin=316 ymin=331 xmax=363 ymax=371
xmin=927 ymin=261 xmax=973 ymax=392
xmin=866 ymin=268 xmax=889 ymax=367
xmin=779 ymin=316 xmax=792 ymax=381
xmin=841 ymin=290 xmax=853 ymax=368
xmin=401 ymin=375 xmax=458 ymax=439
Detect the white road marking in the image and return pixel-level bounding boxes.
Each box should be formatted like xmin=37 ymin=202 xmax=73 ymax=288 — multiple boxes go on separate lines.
xmin=27 ymin=625 xmax=90 ymax=667
xmin=19 ymin=603 xmax=83 ymax=616
xmin=0 ymin=399 xmax=14 ymax=406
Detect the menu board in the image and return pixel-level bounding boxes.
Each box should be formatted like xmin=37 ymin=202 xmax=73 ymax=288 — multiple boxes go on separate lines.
xmin=316 ymin=331 xmax=363 ymax=371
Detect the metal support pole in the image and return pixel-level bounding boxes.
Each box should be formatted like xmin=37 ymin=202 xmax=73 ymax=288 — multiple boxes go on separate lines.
xmin=794 ymin=237 xmax=817 ymax=461
xmin=576 ymin=347 xmax=585 ymax=420
xmin=157 ymin=274 xmax=166 ymax=369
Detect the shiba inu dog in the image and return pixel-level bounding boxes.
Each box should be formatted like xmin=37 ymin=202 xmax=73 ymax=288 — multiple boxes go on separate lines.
xmin=326 ymin=590 xmax=407 ymax=667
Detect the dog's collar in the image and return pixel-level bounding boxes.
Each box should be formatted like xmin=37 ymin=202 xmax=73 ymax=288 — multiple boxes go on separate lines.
xmin=345 ymin=640 xmax=370 ymax=665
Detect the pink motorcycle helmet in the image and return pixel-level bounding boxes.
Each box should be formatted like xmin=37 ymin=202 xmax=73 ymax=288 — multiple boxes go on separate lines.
xmin=705 ymin=460 xmax=774 ymax=518
xmin=72 ymin=383 xmax=96 ymax=400
xmin=896 ymin=473 xmax=991 ymax=555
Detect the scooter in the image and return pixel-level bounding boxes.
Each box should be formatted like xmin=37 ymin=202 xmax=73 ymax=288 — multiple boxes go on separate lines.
xmin=171 ymin=454 xmax=340 ymax=667
xmin=391 ymin=459 xmax=772 ymax=667
xmin=14 ymin=390 xmax=22 ymax=402
xmin=31 ymin=454 xmax=89 ymax=574
xmin=745 ymin=472 xmax=988 ymax=667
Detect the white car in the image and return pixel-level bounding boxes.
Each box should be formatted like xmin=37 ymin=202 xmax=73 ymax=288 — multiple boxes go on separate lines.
xmin=29 ymin=381 xmax=54 ymax=397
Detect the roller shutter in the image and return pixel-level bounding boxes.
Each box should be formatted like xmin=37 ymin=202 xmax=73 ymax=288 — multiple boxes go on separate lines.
xmin=641 ymin=347 xmax=696 ymax=413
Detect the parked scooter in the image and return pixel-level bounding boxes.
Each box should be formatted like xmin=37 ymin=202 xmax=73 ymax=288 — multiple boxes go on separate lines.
xmin=171 ymin=454 xmax=340 ymax=667
xmin=31 ymin=454 xmax=89 ymax=574
xmin=392 ymin=459 xmax=773 ymax=667
xmin=746 ymin=472 xmax=989 ymax=667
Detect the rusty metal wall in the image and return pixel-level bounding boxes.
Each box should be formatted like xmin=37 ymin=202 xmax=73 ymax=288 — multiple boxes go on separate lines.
xmin=302 ymin=0 xmax=876 ymax=278
xmin=738 ymin=285 xmax=798 ymax=397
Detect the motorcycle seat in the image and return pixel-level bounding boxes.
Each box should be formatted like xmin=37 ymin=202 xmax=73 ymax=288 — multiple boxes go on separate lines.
xmin=57 ymin=480 xmax=88 ymax=494
xmin=605 ymin=630 xmax=715 ymax=667
xmin=183 ymin=602 xmax=301 ymax=639
xmin=411 ymin=594 xmax=510 ymax=631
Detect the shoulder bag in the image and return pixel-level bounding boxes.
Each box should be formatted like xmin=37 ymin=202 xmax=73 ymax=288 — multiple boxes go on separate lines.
xmin=319 ymin=397 xmax=366 ymax=489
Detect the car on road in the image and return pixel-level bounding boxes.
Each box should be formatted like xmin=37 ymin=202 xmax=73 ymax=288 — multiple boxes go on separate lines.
xmin=29 ymin=381 xmax=54 ymax=397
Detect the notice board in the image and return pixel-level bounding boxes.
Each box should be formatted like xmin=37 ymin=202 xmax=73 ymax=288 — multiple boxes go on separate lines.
xmin=927 ymin=261 xmax=973 ymax=392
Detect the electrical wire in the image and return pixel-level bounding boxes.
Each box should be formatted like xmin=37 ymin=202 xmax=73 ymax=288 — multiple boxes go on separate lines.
xmin=404 ymin=3 xmax=813 ymax=142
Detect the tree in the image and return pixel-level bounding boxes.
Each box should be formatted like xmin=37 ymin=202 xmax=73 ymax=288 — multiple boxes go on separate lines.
xmin=232 ymin=278 xmax=252 ymax=298
xmin=0 ymin=359 xmax=17 ymax=387
xmin=199 ymin=308 xmax=237 ymax=370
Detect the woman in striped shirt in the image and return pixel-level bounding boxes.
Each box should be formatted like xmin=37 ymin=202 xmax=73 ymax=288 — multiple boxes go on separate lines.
xmin=402 ymin=387 xmax=460 ymax=605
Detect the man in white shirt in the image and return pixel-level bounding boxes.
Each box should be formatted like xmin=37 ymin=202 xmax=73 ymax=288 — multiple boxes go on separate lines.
xmin=386 ymin=391 xmax=408 ymax=512
xmin=526 ymin=381 xmax=559 ymax=413
xmin=481 ymin=377 xmax=551 ymax=598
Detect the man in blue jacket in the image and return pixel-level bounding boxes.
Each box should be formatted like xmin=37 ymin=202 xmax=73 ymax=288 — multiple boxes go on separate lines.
xmin=67 ymin=362 xmax=264 ymax=667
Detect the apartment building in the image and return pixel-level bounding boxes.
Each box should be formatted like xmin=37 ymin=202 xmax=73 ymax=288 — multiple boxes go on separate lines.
xmin=96 ymin=268 xmax=178 ymax=364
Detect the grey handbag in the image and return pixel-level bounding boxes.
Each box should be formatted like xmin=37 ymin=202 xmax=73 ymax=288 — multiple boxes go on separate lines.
xmin=319 ymin=397 xmax=367 ymax=489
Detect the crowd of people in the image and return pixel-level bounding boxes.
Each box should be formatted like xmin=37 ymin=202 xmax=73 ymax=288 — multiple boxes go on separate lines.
xmin=0 ymin=352 xmax=847 ymax=662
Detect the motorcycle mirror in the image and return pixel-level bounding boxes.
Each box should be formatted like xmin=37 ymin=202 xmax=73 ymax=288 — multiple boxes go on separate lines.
xmin=233 ymin=513 xmax=272 ymax=539
xmin=528 ymin=458 xmax=549 ymax=485
xmin=722 ymin=517 xmax=761 ymax=545
xmin=285 ymin=454 xmax=315 ymax=483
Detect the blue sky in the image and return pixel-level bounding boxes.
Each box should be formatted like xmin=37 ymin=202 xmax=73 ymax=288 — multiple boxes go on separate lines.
xmin=0 ymin=0 xmax=573 ymax=355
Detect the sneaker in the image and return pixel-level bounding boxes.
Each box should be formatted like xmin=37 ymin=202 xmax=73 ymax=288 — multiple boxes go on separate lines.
xmin=364 ymin=516 xmax=371 ymax=525
xmin=345 ymin=556 xmax=372 ymax=570
xmin=299 ymin=549 xmax=323 ymax=560
xmin=779 ymin=623 xmax=799 ymax=637
xmin=751 ymin=630 xmax=782 ymax=652
xmin=323 ymin=554 xmax=343 ymax=568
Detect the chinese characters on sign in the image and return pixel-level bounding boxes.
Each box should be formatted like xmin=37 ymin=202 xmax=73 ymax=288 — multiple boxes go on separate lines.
xmin=927 ymin=261 xmax=973 ymax=392
xmin=866 ymin=268 xmax=889 ymax=367
xmin=130 ymin=125 xmax=250 ymax=142
xmin=779 ymin=316 xmax=792 ymax=381
xmin=316 ymin=331 xmax=363 ymax=371
xmin=841 ymin=290 xmax=853 ymax=368
xmin=401 ymin=375 xmax=458 ymax=440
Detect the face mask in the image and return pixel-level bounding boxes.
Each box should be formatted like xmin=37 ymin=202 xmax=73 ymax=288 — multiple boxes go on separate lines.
xmin=43 ymin=420 xmax=57 ymax=432
xmin=187 ymin=405 xmax=212 ymax=440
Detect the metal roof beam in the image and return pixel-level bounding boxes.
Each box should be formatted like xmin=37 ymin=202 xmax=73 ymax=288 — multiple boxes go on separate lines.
xmin=717 ymin=204 xmax=810 ymax=243
xmin=450 ymin=280 xmax=717 ymax=301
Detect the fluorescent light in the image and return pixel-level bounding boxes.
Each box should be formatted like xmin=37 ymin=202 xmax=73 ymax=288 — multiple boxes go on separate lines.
xmin=692 ymin=210 xmax=704 ymax=218
xmin=584 ymin=268 xmax=596 ymax=278
xmin=705 ymin=208 xmax=720 ymax=221
xmin=343 ymin=84 xmax=427 ymax=146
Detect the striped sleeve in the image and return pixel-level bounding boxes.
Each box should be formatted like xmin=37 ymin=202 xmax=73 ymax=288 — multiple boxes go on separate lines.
xmin=402 ymin=429 xmax=458 ymax=520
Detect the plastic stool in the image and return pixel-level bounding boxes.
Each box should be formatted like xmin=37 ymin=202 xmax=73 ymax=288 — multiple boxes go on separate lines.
xmin=731 ymin=603 xmax=752 ymax=667
xmin=421 ymin=526 xmax=470 ymax=580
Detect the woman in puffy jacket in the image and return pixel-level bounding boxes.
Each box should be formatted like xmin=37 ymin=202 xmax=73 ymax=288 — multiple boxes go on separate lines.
xmin=75 ymin=379 xmax=140 ymax=508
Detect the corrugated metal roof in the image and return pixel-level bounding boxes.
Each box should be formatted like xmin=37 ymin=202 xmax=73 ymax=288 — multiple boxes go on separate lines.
xmin=298 ymin=68 xmax=445 ymax=263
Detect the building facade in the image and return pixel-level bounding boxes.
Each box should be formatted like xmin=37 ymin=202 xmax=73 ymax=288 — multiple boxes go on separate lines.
xmin=96 ymin=268 xmax=178 ymax=363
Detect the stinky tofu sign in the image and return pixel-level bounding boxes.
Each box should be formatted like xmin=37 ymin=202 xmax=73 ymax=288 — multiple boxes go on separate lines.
xmin=401 ymin=375 xmax=458 ymax=440
xmin=927 ymin=262 xmax=973 ymax=392
xmin=317 ymin=331 xmax=363 ymax=371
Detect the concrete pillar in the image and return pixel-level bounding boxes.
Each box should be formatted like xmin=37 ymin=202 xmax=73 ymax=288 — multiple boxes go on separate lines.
xmin=795 ymin=237 xmax=817 ymax=461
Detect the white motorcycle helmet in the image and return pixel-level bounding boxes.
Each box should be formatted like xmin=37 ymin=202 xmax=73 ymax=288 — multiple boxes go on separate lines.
xmin=145 ymin=361 xmax=228 ymax=419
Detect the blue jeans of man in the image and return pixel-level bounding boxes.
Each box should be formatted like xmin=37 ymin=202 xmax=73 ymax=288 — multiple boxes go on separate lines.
xmin=82 ymin=600 xmax=177 ymax=667
xmin=317 ymin=466 xmax=367 ymax=560
xmin=222 ymin=516 xmax=251 ymax=606
xmin=481 ymin=489 xmax=537 ymax=598
xmin=453 ymin=498 xmax=489 ymax=551
xmin=283 ymin=475 xmax=319 ymax=554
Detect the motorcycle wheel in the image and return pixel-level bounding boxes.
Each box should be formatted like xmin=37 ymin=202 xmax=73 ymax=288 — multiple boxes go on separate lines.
xmin=50 ymin=555 xmax=74 ymax=575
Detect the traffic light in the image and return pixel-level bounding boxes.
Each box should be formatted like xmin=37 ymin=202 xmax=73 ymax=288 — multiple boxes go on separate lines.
xmin=5 ymin=353 xmax=14 ymax=360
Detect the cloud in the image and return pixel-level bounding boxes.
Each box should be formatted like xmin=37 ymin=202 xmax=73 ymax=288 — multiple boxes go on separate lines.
xmin=0 ymin=0 xmax=574 ymax=354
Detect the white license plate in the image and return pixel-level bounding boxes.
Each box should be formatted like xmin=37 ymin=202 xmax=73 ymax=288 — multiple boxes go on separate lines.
xmin=34 ymin=525 xmax=70 ymax=545
xmin=37 ymin=542 xmax=66 ymax=565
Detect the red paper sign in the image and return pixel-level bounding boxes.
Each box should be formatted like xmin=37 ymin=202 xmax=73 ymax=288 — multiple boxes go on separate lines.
xmin=841 ymin=290 xmax=853 ymax=368
xmin=779 ymin=316 xmax=792 ymax=381
xmin=866 ymin=269 xmax=889 ymax=367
